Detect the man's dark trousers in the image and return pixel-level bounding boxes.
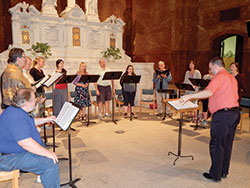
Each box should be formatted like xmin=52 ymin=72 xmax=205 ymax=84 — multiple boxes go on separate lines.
xmin=209 ymin=109 xmax=240 ymax=179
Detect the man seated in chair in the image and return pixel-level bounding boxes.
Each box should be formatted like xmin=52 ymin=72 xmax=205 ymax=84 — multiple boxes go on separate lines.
xmin=0 ymin=88 xmax=60 ymax=188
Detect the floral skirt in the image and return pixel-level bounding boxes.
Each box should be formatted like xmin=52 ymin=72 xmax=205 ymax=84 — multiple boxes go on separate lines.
xmin=74 ymin=86 xmax=91 ymax=108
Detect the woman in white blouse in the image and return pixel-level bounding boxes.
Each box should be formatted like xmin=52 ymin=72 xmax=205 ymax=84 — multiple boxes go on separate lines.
xmin=183 ymin=60 xmax=201 ymax=94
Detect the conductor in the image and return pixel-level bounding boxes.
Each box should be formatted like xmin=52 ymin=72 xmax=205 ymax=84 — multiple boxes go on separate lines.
xmin=180 ymin=57 xmax=240 ymax=182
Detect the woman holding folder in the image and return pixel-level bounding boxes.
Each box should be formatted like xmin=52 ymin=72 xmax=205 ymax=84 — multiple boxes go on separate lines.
xmin=53 ymin=59 xmax=68 ymax=117
xmin=120 ymin=65 xmax=137 ymax=118
xmin=73 ymin=62 xmax=91 ymax=121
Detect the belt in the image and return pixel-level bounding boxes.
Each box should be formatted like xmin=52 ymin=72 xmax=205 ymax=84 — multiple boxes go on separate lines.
xmin=1 ymin=153 xmax=11 ymax=155
xmin=216 ymin=107 xmax=239 ymax=113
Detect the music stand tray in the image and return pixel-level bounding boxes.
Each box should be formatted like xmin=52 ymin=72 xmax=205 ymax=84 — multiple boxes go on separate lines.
xmin=102 ymin=71 xmax=122 ymax=124
xmin=122 ymin=75 xmax=141 ymax=121
xmin=79 ymin=75 xmax=100 ymax=126
xmin=166 ymin=99 xmax=198 ymax=165
xmin=57 ymin=75 xmax=77 ymax=84
xmin=188 ymin=78 xmax=209 ymax=88
xmin=175 ymin=82 xmax=194 ymax=91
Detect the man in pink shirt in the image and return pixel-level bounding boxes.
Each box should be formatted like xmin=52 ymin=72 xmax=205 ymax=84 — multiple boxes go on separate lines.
xmin=181 ymin=57 xmax=240 ymax=182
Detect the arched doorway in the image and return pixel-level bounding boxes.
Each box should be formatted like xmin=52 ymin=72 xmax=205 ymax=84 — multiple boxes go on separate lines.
xmin=212 ymin=34 xmax=244 ymax=72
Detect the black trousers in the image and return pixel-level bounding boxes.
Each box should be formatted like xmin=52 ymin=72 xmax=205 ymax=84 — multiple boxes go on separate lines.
xmin=209 ymin=109 xmax=240 ymax=179
xmin=123 ymin=91 xmax=136 ymax=106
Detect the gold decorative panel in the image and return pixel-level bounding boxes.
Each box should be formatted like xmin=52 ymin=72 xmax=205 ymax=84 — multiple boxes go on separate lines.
xmin=110 ymin=38 xmax=115 ymax=48
xmin=110 ymin=34 xmax=115 ymax=48
xmin=21 ymin=30 xmax=30 ymax=44
xmin=72 ymin=27 xmax=80 ymax=46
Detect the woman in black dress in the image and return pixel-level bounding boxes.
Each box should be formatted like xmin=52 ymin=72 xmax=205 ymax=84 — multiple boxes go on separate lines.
xmin=230 ymin=62 xmax=244 ymax=104
xmin=29 ymin=56 xmax=46 ymax=117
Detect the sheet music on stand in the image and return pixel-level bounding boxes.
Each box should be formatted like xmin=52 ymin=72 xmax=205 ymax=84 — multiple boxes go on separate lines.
xmin=175 ymin=83 xmax=194 ymax=91
xmin=32 ymin=72 xmax=63 ymax=88
xmin=54 ymin=102 xmax=80 ymax=131
xmin=57 ymin=75 xmax=77 ymax=84
xmin=188 ymin=78 xmax=209 ymax=88
xmin=168 ymin=100 xmax=198 ymax=110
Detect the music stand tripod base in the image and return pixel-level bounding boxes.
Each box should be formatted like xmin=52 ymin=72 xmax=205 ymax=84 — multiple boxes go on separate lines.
xmin=61 ymin=178 xmax=81 ymax=188
xmin=165 ymin=107 xmax=195 ymax=166
xmin=168 ymin=151 xmax=194 ymax=166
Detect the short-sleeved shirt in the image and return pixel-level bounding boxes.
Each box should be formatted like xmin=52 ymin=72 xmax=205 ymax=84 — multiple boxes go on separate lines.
xmin=0 ymin=106 xmax=42 ymax=153
xmin=96 ymin=67 xmax=111 ymax=86
xmin=205 ymin=68 xmax=238 ymax=114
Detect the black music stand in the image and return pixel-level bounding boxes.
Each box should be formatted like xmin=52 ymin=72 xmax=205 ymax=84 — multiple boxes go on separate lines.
xmin=102 ymin=71 xmax=123 ymax=124
xmin=157 ymin=89 xmax=175 ymax=120
xmin=41 ymin=74 xmax=63 ymax=148
xmin=175 ymin=83 xmax=194 ymax=92
xmin=57 ymin=75 xmax=77 ymax=131
xmin=175 ymin=83 xmax=195 ymax=122
xmin=79 ymin=75 xmax=100 ymax=126
xmin=188 ymin=78 xmax=209 ymax=130
xmin=166 ymin=100 xmax=197 ymax=165
xmin=122 ymin=75 xmax=141 ymax=121
xmin=58 ymin=102 xmax=81 ymax=188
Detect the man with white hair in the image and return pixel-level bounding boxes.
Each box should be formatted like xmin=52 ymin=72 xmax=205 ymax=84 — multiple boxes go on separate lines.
xmin=153 ymin=61 xmax=172 ymax=116
xmin=0 ymin=88 xmax=60 ymax=188
xmin=94 ymin=58 xmax=115 ymax=119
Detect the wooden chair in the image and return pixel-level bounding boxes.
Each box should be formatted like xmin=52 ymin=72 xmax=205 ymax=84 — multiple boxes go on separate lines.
xmin=238 ymin=111 xmax=249 ymax=134
xmin=44 ymin=92 xmax=53 ymax=117
xmin=0 ymin=170 xmax=19 ymax=188
xmin=139 ymin=89 xmax=156 ymax=114
xmin=90 ymin=90 xmax=98 ymax=116
xmin=114 ymin=89 xmax=124 ymax=115
xmin=69 ymin=91 xmax=75 ymax=101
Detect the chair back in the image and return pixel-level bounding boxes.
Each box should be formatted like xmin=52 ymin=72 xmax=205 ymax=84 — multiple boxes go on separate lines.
xmin=44 ymin=92 xmax=53 ymax=100
xmin=91 ymin=90 xmax=97 ymax=97
xmin=70 ymin=91 xmax=75 ymax=98
xmin=142 ymin=89 xmax=154 ymax=95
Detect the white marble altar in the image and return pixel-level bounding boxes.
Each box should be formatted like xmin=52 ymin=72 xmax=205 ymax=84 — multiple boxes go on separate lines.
xmin=0 ymin=0 xmax=154 ymax=106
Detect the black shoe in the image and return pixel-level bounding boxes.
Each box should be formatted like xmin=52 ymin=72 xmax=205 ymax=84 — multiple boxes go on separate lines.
xmin=203 ymin=172 xmax=221 ymax=182
xmin=221 ymin=173 xmax=227 ymax=179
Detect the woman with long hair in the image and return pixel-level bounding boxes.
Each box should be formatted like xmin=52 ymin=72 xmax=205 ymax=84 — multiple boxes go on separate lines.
xmin=73 ymin=62 xmax=91 ymax=121
xmin=30 ymin=56 xmax=46 ymax=95
xmin=29 ymin=56 xmax=46 ymax=117
xmin=53 ymin=59 xmax=68 ymax=117
xmin=120 ymin=65 xmax=137 ymax=118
